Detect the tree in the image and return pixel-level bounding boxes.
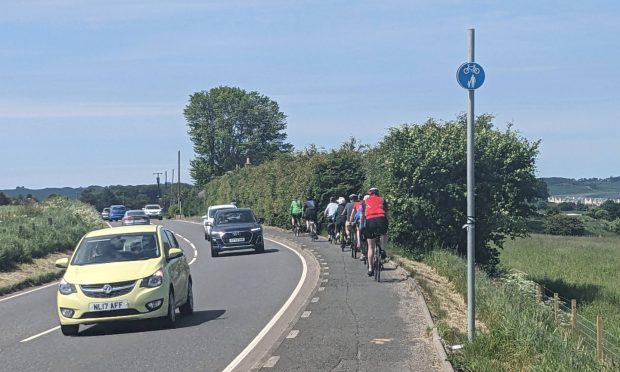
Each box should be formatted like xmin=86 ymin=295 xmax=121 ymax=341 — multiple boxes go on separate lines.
xmin=0 ymin=192 xmax=10 ymax=206
xmin=185 ymin=86 xmax=292 ymax=187
xmin=544 ymin=214 xmax=585 ymax=236
xmin=365 ymin=114 xmax=540 ymax=271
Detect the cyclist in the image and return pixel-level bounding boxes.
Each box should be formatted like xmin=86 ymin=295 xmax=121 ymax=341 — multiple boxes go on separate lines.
xmin=303 ymin=196 xmax=318 ymax=238
xmin=290 ymin=197 xmax=303 ymax=232
xmin=363 ymin=187 xmax=388 ymax=276
xmin=344 ymin=194 xmax=358 ymax=246
xmin=335 ymin=197 xmax=348 ymax=245
xmin=324 ymin=196 xmax=339 ymax=241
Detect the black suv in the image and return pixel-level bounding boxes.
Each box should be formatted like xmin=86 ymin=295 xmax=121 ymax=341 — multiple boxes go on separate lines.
xmin=208 ymin=208 xmax=264 ymax=257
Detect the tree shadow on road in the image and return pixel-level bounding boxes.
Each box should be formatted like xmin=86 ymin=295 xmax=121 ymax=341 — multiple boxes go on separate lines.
xmin=77 ymin=309 xmax=226 ymax=337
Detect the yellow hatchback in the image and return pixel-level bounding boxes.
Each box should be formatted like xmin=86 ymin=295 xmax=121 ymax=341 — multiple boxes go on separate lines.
xmin=55 ymin=225 xmax=193 ymax=336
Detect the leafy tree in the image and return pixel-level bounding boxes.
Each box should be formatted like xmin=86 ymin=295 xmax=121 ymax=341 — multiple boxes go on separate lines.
xmin=599 ymin=200 xmax=620 ymax=220
xmin=544 ymin=214 xmax=585 ymax=236
xmin=0 ymin=192 xmax=10 ymax=206
xmin=185 ymin=86 xmax=293 ymax=187
xmin=557 ymin=202 xmax=576 ymax=211
xmin=364 ymin=114 xmax=540 ymax=271
xmin=536 ymin=178 xmax=549 ymax=199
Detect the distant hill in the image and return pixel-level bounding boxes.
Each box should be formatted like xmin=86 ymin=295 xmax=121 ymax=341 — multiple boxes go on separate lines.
xmin=0 ymin=187 xmax=83 ymax=201
xmin=543 ymin=177 xmax=620 ymax=198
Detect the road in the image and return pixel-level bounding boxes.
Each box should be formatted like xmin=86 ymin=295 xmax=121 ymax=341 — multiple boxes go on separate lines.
xmin=0 ymin=220 xmax=307 ymax=371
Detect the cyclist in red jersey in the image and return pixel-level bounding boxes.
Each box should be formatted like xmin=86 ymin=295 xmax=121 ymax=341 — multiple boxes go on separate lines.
xmin=362 ymin=187 xmax=388 ymax=276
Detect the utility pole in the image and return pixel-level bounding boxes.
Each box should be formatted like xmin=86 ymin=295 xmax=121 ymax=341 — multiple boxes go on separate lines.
xmin=177 ymin=151 xmax=181 ymax=217
xmin=153 ymin=172 xmax=162 ymax=202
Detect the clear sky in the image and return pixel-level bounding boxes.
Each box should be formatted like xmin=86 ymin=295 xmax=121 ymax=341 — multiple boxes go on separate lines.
xmin=1 ymin=0 xmax=619 ymax=189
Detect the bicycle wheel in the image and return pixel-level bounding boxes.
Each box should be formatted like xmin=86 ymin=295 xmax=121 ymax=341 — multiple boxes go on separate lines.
xmin=374 ymin=252 xmax=380 ymax=282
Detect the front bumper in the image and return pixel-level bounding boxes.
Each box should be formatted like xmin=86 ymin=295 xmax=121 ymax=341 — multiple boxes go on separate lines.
xmin=57 ymin=282 xmax=169 ymax=325
xmin=211 ymin=231 xmax=263 ymax=252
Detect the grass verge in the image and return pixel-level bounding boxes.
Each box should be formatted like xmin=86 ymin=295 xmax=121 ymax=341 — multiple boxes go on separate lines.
xmin=387 ymin=245 xmax=614 ymax=371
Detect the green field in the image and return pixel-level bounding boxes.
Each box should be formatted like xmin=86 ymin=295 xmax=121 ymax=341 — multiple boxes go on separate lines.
xmin=544 ymin=176 xmax=620 ymax=198
xmin=500 ymin=233 xmax=620 ymax=341
xmin=0 ymin=198 xmax=105 ymax=271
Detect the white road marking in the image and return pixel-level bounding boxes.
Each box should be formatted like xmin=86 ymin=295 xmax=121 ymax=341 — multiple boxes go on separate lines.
xmin=311 ymin=297 xmax=319 ymax=303
xmin=286 ymin=330 xmax=299 ymax=339
xmin=321 ymin=279 xmax=328 ymax=283
xmin=222 ymin=238 xmax=308 ymax=372
xmin=0 ymin=282 xmax=59 ymax=303
xmin=323 ymin=272 xmax=329 ymax=275
xmin=20 ymin=326 xmax=60 ymax=343
xmin=263 ymin=356 xmax=280 ymax=368
xmin=301 ymin=311 xmax=311 ymax=318
xmin=318 ymin=287 xmax=325 ymax=292
xmin=173 ymin=233 xmax=198 ymax=266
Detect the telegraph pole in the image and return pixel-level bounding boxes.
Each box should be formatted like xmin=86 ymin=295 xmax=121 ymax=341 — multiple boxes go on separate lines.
xmin=153 ymin=172 xmax=163 ymax=202
xmin=177 ymin=151 xmax=181 ymax=216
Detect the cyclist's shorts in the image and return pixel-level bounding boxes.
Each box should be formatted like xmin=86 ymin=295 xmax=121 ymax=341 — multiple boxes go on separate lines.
xmin=291 ymin=213 xmax=302 ymax=219
xmin=304 ymin=209 xmax=317 ymax=222
xmin=365 ymin=216 xmax=388 ymax=239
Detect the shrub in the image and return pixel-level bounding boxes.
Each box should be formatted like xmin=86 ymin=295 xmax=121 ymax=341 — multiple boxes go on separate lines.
xmin=543 ymin=214 xmax=585 ymax=236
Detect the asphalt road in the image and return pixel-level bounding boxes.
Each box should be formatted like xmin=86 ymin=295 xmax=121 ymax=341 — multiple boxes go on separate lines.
xmin=0 ymin=219 xmax=305 ymax=372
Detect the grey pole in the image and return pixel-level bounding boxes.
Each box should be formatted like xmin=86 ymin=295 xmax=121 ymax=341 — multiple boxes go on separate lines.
xmin=178 ymin=150 xmax=182 ymax=216
xmin=466 ymin=28 xmax=476 ymax=341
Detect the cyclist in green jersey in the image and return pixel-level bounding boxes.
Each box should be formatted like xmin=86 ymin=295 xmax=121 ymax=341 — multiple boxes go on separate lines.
xmin=290 ymin=197 xmax=303 ymax=231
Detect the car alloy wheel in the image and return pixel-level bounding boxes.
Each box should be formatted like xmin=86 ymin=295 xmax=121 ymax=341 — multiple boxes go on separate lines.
xmin=179 ymin=281 xmax=194 ymax=315
xmin=162 ymin=289 xmax=176 ymax=329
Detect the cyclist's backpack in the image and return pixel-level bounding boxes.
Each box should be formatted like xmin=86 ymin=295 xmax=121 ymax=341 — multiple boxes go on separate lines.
xmin=306 ymin=199 xmax=316 ymax=209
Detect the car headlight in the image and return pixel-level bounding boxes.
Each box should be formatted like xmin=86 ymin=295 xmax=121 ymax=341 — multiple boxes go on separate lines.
xmin=58 ymin=278 xmax=76 ymax=295
xmin=140 ymin=269 xmax=164 ymax=288
xmin=211 ymin=231 xmax=225 ymax=237
xmin=251 ymin=227 xmax=262 ymax=232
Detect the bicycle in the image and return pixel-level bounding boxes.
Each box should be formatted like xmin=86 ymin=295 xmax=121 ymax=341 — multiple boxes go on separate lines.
xmin=337 ymin=225 xmax=347 ymax=252
xmin=327 ymin=219 xmax=336 ymax=245
xmin=308 ymin=221 xmax=318 ymax=241
xmin=349 ymin=224 xmax=358 ymax=259
xmin=463 ymin=63 xmax=480 ymax=74
xmin=293 ymin=223 xmax=300 ymax=237
xmin=373 ymin=237 xmax=384 ymax=282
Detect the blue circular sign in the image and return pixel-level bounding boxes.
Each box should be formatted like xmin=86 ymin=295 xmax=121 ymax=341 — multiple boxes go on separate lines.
xmin=456 ymin=62 xmax=485 ymax=90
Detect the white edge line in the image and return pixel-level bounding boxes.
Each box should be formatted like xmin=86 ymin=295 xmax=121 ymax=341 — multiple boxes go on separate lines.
xmin=173 ymin=233 xmax=198 ymax=266
xmin=20 ymin=326 xmax=60 ymax=343
xmin=0 ymin=281 xmax=59 ymax=303
xmin=221 ymin=238 xmax=308 ymax=372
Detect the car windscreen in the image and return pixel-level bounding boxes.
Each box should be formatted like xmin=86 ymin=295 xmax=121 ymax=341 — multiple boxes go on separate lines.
xmin=126 ymin=210 xmax=146 ymax=216
xmin=215 ymin=210 xmax=255 ymax=224
xmin=111 ymin=206 xmax=125 ymax=211
xmin=71 ymin=233 xmax=160 ymax=265
xmin=145 ymin=205 xmax=160 ymax=209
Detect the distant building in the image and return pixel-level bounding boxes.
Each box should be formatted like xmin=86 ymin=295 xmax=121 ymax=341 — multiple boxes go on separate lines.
xmin=547 ymin=196 xmax=620 ymax=206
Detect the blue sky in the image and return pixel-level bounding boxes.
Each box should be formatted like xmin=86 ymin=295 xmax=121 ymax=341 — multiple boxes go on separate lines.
xmin=1 ymin=0 xmax=619 ymax=189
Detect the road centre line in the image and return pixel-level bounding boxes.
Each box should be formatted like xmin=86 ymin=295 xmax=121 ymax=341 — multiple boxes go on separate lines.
xmin=221 ymin=238 xmax=308 ymax=372
xmin=20 ymin=326 xmax=60 ymax=343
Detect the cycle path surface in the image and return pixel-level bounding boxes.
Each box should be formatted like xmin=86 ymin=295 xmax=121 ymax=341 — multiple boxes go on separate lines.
xmin=258 ymin=227 xmax=447 ymax=371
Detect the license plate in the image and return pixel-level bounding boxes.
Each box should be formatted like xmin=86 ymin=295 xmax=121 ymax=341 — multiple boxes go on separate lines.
xmin=229 ymin=237 xmax=245 ymax=243
xmin=89 ymin=300 xmax=129 ymax=312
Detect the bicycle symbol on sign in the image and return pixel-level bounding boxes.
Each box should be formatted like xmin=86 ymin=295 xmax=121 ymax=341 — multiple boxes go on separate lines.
xmin=463 ymin=64 xmax=480 ymax=74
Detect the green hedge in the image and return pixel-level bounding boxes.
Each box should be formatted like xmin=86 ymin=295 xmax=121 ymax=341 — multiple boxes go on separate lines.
xmin=204 ymin=143 xmax=366 ymax=229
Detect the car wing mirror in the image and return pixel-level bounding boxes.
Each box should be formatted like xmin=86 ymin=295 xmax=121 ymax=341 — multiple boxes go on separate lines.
xmin=168 ymin=248 xmax=184 ymax=260
xmin=258 ymin=217 xmax=265 ymax=224
xmin=55 ymin=258 xmax=69 ymax=268
xmin=201 ymin=215 xmax=208 ymax=219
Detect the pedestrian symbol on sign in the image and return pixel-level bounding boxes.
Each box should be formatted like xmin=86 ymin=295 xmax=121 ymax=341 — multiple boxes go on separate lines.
xmin=457 ymin=62 xmax=485 ymax=90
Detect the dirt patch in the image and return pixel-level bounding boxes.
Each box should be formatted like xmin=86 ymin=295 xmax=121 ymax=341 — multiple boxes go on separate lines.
xmin=393 ymin=254 xmax=487 ymax=335
xmin=0 ymin=252 xmax=70 ymax=290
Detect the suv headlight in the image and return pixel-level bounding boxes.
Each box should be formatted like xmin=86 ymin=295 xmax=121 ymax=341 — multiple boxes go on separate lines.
xmin=251 ymin=227 xmax=262 ymax=232
xmin=140 ymin=269 xmax=164 ymax=288
xmin=58 ymin=278 xmax=76 ymax=295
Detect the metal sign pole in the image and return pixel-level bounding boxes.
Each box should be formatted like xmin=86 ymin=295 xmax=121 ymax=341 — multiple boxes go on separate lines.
xmin=466 ymin=28 xmax=476 ymax=341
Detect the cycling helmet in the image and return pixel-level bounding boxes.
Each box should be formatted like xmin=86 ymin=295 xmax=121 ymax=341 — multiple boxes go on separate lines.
xmin=349 ymin=194 xmax=357 ymax=201
xmin=368 ymin=187 xmax=379 ymax=195
xmin=338 ymin=197 xmax=346 ymax=205
xmin=329 ymin=196 xmax=336 ymax=203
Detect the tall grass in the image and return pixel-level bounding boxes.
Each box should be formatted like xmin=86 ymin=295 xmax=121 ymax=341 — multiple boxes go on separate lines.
xmin=0 ymin=198 xmax=105 ymax=271
xmin=500 ymin=234 xmax=620 ymax=338
xmin=394 ymin=246 xmax=610 ymax=370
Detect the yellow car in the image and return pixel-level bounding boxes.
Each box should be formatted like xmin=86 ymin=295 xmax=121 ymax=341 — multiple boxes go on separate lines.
xmin=55 ymin=225 xmax=193 ymax=336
